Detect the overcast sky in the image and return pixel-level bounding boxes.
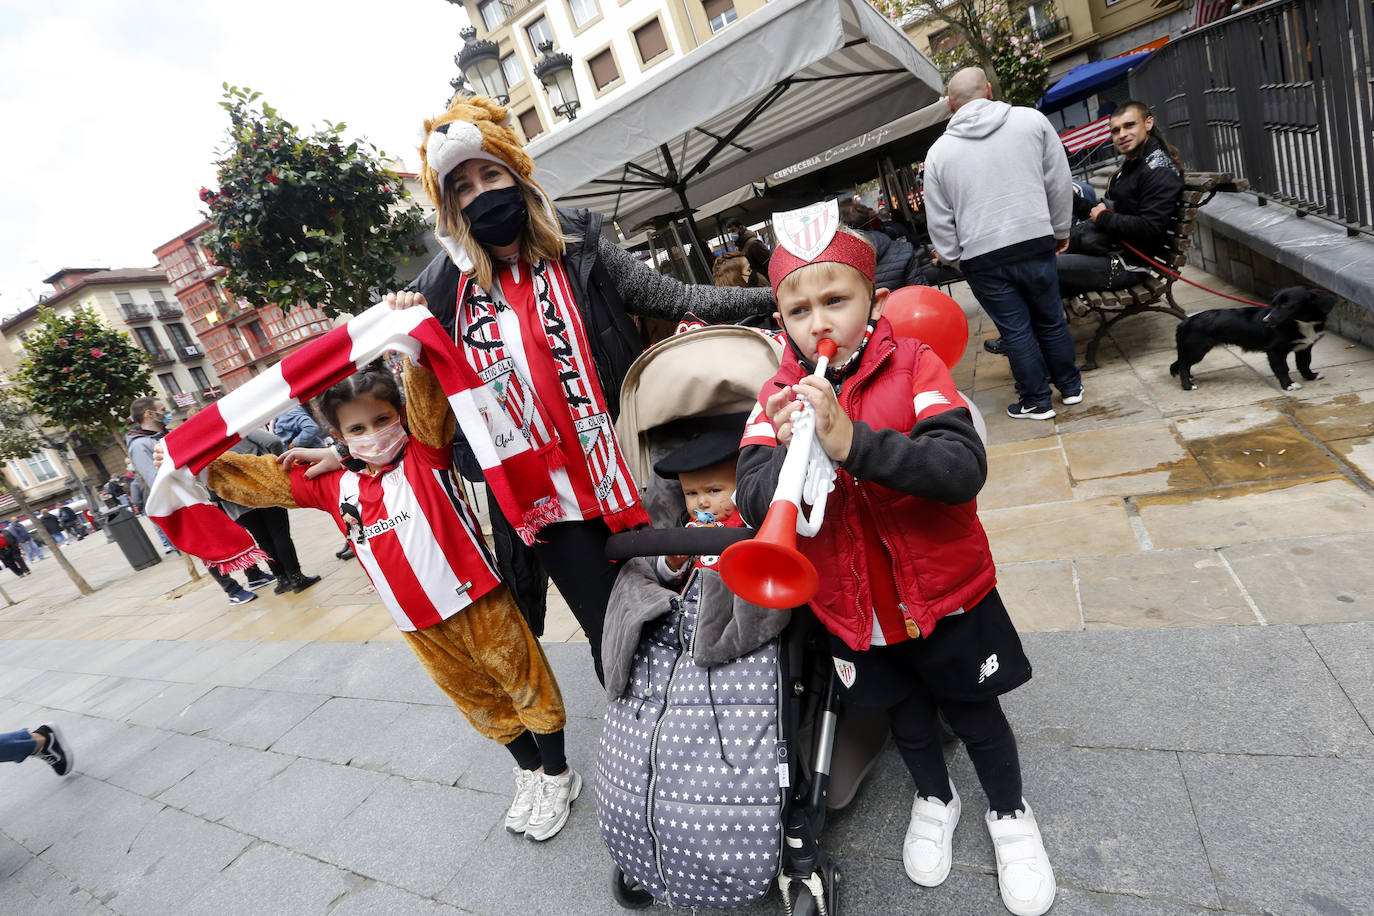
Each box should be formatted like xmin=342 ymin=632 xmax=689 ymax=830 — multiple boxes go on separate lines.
xmin=0 ymin=0 xmax=468 ymax=319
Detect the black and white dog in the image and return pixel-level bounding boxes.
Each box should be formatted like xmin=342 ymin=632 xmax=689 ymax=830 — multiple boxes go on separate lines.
xmin=1169 ymin=287 xmax=1336 ymax=391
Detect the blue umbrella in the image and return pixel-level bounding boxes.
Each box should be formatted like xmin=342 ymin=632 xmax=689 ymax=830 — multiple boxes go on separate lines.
xmin=1039 ymin=51 xmax=1152 ymax=113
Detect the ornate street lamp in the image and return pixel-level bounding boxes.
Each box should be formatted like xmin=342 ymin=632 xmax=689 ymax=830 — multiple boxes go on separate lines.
xmin=455 ymin=26 xmax=509 ymax=104
xmin=533 ymin=40 xmax=581 ymax=121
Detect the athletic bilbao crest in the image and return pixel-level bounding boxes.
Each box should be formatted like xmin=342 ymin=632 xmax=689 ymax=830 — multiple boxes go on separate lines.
xmin=833 ymin=657 xmax=856 ymax=689
xmin=776 ymin=200 xmax=839 ymax=262
xmin=576 ymin=412 xmax=617 ymax=499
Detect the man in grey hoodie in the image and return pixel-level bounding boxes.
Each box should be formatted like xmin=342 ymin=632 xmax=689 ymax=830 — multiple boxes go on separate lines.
xmin=924 ymin=67 xmax=1082 ymax=421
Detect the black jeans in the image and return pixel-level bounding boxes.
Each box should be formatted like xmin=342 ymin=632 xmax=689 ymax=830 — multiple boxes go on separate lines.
xmin=235 ymin=507 xmax=302 ymax=579
xmin=1056 ymin=253 xmax=1140 ymax=297
xmin=531 ymin=519 xmax=619 ymax=687
xmin=888 ymin=688 xmax=1023 ymax=814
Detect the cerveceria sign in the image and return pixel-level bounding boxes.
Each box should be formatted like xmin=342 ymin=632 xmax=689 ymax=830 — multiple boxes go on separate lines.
xmin=771 ymin=126 xmax=895 ymax=182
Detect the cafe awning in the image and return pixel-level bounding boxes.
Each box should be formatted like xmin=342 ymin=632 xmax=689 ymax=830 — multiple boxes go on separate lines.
xmin=525 ymin=0 xmax=944 ymax=230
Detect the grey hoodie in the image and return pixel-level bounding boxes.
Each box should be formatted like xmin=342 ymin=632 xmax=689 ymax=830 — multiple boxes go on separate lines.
xmin=923 ymin=99 xmax=1073 ymax=266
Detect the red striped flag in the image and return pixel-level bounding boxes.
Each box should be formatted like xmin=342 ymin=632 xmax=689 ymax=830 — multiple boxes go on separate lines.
xmin=1059 ymin=115 xmax=1112 ymax=154
xmin=1195 ymin=0 xmax=1232 ymax=28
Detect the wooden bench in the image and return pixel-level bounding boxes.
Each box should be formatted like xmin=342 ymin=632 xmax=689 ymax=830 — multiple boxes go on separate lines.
xmin=1063 ymin=171 xmax=1249 ymax=370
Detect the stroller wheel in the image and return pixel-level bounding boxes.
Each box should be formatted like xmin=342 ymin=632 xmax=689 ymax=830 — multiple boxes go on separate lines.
xmin=610 ymin=866 xmax=655 ymax=909
xmin=780 ymin=852 xmax=841 ymax=916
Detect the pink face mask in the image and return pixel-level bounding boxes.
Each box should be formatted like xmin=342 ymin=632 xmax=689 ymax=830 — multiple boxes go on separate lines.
xmin=345 ymin=420 xmax=407 ymax=466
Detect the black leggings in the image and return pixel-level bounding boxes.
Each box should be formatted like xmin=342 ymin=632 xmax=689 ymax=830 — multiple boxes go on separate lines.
xmin=235 ymin=506 xmax=302 ymax=579
xmin=531 ymin=519 xmax=619 ymax=687
xmin=888 ymin=687 xmax=1023 ymax=815
xmin=505 ymin=728 xmax=568 ymax=776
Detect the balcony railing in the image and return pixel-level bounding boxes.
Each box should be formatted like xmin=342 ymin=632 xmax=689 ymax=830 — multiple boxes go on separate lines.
xmin=120 ymin=304 xmax=154 ymax=322
xmin=1131 ymin=0 xmax=1374 ymax=235
xmin=177 ymin=345 xmax=204 ymax=362
xmin=1030 ymin=15 xmax=1069 ymax=42
xmin=154 ymin=301 xmax=183 ymax=318
xmin=145 ymin=348 xmax=176 ymax=367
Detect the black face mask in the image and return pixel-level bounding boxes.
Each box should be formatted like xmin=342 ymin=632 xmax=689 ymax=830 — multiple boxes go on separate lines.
xmin=461 ymin=186 xmax=528 ymax=248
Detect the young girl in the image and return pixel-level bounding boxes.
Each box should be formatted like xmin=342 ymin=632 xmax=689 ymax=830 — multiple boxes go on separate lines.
xmin=198 ymin=358 xmax=581 ymax=842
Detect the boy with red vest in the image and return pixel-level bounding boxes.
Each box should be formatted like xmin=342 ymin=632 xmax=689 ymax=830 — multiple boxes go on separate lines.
xmin=735 ymin=202 xmax=1055 ymax=916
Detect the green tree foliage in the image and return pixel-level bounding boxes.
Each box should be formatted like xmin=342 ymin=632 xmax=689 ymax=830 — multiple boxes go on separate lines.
xmin=13 ymin=307 xmax=152 ymax=445
xmin=874 ymin=0 xmax=1052 ymax=108
xmin=201 ymin=85 xmax=428 ymax=318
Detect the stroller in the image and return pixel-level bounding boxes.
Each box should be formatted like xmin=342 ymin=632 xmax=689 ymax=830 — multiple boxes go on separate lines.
xmin=596 ymin=327 xmax=889 ymax=915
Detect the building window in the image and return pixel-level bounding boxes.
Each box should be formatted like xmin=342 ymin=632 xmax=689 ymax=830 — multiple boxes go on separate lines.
xmin=501 ymin=53 xmax=523 ymax=89
xmin=190 ymin=366 xmax=212 ymax=390
xmin=115 ymin=291 xmax=135 ymax=306
xmin=134 ymin=327 xmax=162 ymax=353
xmin=479 ymin=0 xmax=504 ymax=31
xmin=149 ymin=289 xmax=169 ymax=306
xmin=24 ymin=453 xmax=59 ymax=483
xmin=526 ymin=16 xmax=554 ymax=54
xmin=704 ymin=0 xmax=738 ymax=33
xmin=166 ymin=323 xmax=195 ymax=353
xmin=634 ymin=18 xmax=669 ymax=64
xmin=568 ymin=0 xmax=598 ymax=28
xmin=588 ymin=48 xmax=620 ymax=91
xmin=519 ymin=108 xmax=545 ymax=140
xmin=158 ymin=373 xmax=184 ymax=396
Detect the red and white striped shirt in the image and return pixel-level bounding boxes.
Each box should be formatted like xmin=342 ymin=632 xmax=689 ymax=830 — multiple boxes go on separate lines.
xmin=290 ymin=438 xmax=500 ymax=632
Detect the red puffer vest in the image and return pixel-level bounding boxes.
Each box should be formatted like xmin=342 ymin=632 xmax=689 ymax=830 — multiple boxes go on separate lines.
xmin=762 ymin=329 xmax=996 ymax=651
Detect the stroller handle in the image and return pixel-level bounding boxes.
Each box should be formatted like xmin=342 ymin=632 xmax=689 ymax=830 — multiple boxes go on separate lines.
xmin=605 ymin=526 xmax=754 ymax=561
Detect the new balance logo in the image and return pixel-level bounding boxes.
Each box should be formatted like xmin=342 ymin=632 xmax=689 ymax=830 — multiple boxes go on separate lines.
xmin=977 ymin=654 xmax=999 ymax=684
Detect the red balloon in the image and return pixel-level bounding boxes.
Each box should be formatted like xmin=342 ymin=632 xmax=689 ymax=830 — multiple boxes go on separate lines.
xmin=882 ymin=286 xmax=969 ymax=368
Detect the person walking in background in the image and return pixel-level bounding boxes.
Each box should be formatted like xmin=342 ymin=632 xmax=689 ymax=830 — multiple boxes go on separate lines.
xmin=0 ymin=524 xmax=30 ymax=576
xmin=2 ymin=724 xmax=72 ymax=776
xmin=56 ymin=502 xmax=84 ymax=540
xmin=127 ymin=395 xmax=269 ymax=603
xmin=9 ymin=519 xmax=43 ymax=563
xmin=726 ymin=219 xmax=772 ymax=285
xmin=104 ymin=474 xmax=128 ymax=507
xmin=211 ymin=420 xmax=320 ymax=595
xmin=273 ymin=404 xmax=326 ymax=449
xmin=924 ymin=66 xmax=1082 ymax=421
xmin=39 ymin=509 xmax=65 ymax=546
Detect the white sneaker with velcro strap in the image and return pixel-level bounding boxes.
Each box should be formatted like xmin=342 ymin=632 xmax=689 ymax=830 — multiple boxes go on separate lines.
xmin=903 ymin=782 xmax=960 ymax=887
xmin=986 ymin=800 xmax=1056 ymax=916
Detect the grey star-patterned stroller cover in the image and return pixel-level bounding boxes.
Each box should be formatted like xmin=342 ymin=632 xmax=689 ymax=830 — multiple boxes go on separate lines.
xmin=598 ymin=326 xmax=857 ymax=914
xmin=599 ymin=567 xmax=786 ymax=908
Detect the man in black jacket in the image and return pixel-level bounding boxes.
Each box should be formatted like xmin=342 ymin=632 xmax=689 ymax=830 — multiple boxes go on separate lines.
xmin=1057 ymin=100 xmax=1185 ymax=295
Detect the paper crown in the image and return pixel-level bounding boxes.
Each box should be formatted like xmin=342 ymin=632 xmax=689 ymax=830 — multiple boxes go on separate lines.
xmin=768 ymin=200 xmax=876 ymax=292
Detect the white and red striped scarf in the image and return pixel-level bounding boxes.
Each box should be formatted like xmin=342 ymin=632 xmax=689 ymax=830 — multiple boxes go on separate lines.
xmin=147 ymin=304 xmax=571 ymax=572
xmin=456 ymin=258 xmax=648 ymax=534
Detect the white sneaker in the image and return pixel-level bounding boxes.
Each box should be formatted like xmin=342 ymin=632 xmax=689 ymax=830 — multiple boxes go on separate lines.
xmin=986 ymin=800 xmax=1056 ymax=916
xmin=903 ymin=783 xmax=960 ymax=887
xmin=1061 ymin=385 xmax=1085 ymax=406
xmin=525 ymin=767 xmax=581 ymax=842
xmin=505 ymin=766 xmax=540 ymax=834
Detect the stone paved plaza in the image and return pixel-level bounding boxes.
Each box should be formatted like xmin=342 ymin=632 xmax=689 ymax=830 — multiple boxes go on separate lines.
xmin=2 ymin=265 xmax=1372 ymax=914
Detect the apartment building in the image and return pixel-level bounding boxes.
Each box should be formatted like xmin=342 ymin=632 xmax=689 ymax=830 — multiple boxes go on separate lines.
xmin=904 ymin=0 xmax=1189 ymax=85
xmin=153 ymin=224 xmax=333 ymax=395
xmin=0 ymin=266 xmax=220 ymax=491
xmin=454 ymin=0 xmax=770 ymax=142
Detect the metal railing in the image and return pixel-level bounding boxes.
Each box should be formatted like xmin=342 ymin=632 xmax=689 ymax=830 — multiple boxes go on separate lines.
xmin=1130 ymin=0 xmax=1374 ymax=236
xmin=120 ymin=304 xmax=153 ymax=322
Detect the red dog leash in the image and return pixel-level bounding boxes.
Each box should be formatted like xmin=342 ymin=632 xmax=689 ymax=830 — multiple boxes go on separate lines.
xmin=1118 ymin=239 xmax=1270 ymax=308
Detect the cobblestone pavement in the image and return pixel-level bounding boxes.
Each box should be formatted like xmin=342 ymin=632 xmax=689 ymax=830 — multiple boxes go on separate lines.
xmin=1 ymin=266 xmax=1371 ymax=914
